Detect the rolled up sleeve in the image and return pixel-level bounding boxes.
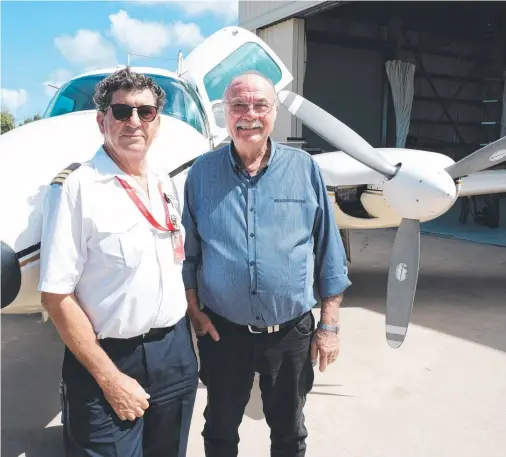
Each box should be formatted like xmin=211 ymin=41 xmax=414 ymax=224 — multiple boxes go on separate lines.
xmin=38 ymin=184 xmax=86 ymax=294
xmin=181 ymin=169 xmax=201 ymax=291
xmin=311 ymin=162 xmax=352 ymax=299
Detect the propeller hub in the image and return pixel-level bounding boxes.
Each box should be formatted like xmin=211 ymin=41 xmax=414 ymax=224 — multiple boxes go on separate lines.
xmin=382 ymin=163 xmax=457 ymax=219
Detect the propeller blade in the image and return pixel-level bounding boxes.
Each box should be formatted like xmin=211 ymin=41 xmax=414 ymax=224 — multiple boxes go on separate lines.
xmin=278 ymin=90 xmax=398 ymax=178
xmin=385 ymin=218 xmax=420 ymax=348
xmin=445 ymin=136 xmax=506 ymax=179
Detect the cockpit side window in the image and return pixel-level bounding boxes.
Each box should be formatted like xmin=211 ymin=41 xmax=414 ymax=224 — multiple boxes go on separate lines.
xmin=43 ymin=73 xmax=208 ymax=136
xmin=203 ymin=42 xmax=283 ymax=104
xmin=51 ymin=94 xmax=75 ymax=117
xmin=147 ymin=75 xmax=207 ymax=136
xmin=43 ymin=76 xmax=98 ymax=118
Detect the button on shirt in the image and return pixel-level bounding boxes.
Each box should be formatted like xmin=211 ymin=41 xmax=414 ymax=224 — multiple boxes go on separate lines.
xmin=38 ymin=146 xmax=187 ymax=339
xmin=182 ymin=140 xmax=351 ymax=327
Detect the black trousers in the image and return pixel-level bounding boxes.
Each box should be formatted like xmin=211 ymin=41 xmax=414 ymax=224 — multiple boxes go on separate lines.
xmin=197 ymin=308 xmax=315 ymax=457
xmin=60 ymin=316 xmax=198 ymax=457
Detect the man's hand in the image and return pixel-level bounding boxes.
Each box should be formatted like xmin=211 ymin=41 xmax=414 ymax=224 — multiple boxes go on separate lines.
xmin=100 ymin=372 xmax=150 ymax=421
xmin=311 ymin=328 xmax=339 ymax=372
xmin=189 ymin=310 xmax=220 ymax=341
xmin=41 ymin=292 xmax=149 ymax=421
xmin=312 ymin=293 xmax=343 ymax=372
xmin=186 ymin=289 xmax=220 ymax=341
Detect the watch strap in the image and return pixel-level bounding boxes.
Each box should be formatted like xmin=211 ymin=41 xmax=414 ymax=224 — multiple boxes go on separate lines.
xmin=317 ymin=321 xmax=339 ymax=334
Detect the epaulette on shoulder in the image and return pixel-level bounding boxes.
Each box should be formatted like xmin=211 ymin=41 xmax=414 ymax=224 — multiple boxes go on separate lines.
xmin=50 ymin=162 xmax=81 ymax=186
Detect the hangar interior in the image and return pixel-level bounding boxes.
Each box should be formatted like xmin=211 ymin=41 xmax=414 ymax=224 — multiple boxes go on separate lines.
xmin=243 ymin=1 xmax=506 ymax=237
xmin=302 ymin=2 xmax=505 ymax=158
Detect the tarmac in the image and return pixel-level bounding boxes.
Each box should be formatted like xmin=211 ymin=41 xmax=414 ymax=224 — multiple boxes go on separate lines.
xmin=2 ymin=228 xmax=505 ymax=457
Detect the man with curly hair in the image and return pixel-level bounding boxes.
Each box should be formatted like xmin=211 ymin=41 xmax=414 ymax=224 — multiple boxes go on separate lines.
xmin=38 ymin=67 xmax=198 ymax=457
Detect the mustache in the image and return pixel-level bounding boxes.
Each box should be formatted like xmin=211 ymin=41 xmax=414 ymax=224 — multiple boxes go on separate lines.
xmin=236 ymin=120 xmax=263 ymax=129
xmin=121 ymin=129 xmax=145 ymax=136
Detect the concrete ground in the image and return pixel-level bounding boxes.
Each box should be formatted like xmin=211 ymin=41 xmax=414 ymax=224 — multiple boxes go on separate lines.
xmin=2 ymin=229 xmax=506 ymax=457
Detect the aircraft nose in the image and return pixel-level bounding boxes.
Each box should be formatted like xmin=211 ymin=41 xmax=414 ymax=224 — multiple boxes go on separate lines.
xmin=1 ymin=240 xmax=21 ymax=309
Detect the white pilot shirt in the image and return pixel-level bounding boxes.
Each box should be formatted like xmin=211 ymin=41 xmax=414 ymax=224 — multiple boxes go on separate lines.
xmin=38 ymin=146 xmax=188 ymax=339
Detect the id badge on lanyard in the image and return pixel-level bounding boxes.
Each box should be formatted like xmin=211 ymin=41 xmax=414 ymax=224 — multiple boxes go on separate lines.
xmin=116 ymin=176 xmax=185 ymax=263
xmin=170 ymin=230 xmax=185 ymax=263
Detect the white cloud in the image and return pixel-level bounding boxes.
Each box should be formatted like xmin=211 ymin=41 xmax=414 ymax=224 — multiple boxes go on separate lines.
xmin=171 ymin=20 xmax=205 ymax=48
xmin=109 ymin=10 xmax=171 ymax=56
xmin=119 ymin=1 xmax=237 ymax=24
xmin=43 ymin=69 xmax=74 ymax=97
xmin=108 ymin=10 xmax=204 ymax=57
xmin=1 ymin=88 xmax=29 ymax=114
xmin=54 ymin=30 xmax=117 ymax=71
xmin=175 ymin=0 xmax=237 ymax=24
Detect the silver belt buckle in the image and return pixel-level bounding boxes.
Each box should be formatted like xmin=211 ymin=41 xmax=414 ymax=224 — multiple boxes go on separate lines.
xmin=248 ymin=324 xmax=280 ymax=334
xmin=248 ymin=325 xmax=263 ymax=334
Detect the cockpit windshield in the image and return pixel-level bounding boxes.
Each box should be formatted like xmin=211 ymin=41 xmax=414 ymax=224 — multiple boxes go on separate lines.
xmin=43 ymin=73 xmax=208 ymax=136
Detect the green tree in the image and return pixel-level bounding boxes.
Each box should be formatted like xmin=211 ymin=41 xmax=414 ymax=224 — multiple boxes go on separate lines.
xmin=1 ymin=111 xmax=15 ymax=134
xmin=21 ymin=114 xmax=42 ymax=125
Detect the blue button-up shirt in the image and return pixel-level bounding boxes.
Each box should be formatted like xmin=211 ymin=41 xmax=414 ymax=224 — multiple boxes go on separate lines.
xmin=181 ymin=140 xmax=351 ymax=326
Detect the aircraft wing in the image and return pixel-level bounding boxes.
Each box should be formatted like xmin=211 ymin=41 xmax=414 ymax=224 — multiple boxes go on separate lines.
xmin=313 ymin=148 xmax=455 ymax=187
xmin=458 ymin=170 xmax=506 ymax=197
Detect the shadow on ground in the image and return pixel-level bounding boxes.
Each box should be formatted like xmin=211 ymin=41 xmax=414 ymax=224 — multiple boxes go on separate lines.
xmin=1 ymin=314 xmax=66 ymax=457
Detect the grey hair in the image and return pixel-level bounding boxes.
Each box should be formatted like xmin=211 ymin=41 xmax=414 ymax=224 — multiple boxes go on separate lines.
xmin=93 ymin=67 xmax=166 ymax=112
xmin=223 ymin=70 xmax=278 ymax=105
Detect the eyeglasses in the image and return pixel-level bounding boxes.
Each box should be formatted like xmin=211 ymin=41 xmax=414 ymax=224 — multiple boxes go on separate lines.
xmin=225 ymin=101 xmax=275 ymax=115
xmin=108 ymin=104 xmax=159 ymax=122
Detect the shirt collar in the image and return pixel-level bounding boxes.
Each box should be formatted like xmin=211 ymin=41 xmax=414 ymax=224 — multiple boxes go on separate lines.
xmin=92 ymin=145 xmax=137 ymax=182
xmin=227 ymin=138 xmax=277 ymax=173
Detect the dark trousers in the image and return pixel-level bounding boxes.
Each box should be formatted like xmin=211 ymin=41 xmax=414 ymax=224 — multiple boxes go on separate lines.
xmin=60 ymin=316 xmax=198 ymax=457
xmin=197 ymin=308 xmax=315 ymax=457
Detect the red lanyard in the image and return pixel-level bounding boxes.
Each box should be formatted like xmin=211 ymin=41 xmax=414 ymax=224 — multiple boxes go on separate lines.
xmin=115 ymin=176 xmax=176 ymax=232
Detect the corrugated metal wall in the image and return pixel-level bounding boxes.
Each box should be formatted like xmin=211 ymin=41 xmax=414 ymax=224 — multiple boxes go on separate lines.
xmin=257 ymin=19 xmax=305 ymax=141
xmin=239 ymin=1 xmax=320 ymax=30
xmin=239 ymin=1 xmax=284 ymax=24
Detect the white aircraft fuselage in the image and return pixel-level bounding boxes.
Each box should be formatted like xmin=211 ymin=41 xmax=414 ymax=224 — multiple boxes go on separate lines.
xmin=1 ymin=112 xmax=210 ymax=314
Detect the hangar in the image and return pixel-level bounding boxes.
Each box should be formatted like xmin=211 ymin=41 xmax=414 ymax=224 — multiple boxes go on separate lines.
xmin=239 ymin=1 xmax=506 ymax=238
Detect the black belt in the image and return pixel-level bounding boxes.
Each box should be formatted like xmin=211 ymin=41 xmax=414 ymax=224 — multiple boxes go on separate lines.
xmin=102 ymin=325 xmax=176 ymax=343
xmin=202 ymin=307 xmax=309 ymax=334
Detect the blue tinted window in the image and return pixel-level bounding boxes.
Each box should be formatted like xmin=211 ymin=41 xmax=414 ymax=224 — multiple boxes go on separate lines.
xmin=203 ymin=42 xmax=282 ymax=103
xmin=43 ymin=73 xmax=207 ymax=135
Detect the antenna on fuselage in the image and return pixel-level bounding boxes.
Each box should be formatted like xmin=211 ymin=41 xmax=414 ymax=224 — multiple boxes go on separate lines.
xmin=177 ymin=51 xmax=183 ymax=75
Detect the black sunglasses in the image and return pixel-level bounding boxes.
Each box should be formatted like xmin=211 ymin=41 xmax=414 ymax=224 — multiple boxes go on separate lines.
xmin=108 ymin=104 xmax=159 ymax=122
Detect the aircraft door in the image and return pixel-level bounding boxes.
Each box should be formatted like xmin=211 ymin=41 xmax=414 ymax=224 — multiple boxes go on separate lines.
xmin=180 ymin=26 xmax=293 ymax=147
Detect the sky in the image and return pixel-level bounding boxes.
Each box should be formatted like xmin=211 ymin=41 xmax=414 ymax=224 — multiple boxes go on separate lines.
xmin=1 ymin=0 xmax=238 ymax=123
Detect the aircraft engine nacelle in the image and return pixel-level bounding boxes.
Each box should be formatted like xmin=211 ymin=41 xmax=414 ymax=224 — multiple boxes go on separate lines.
xmin=1 ymin=241 xmax=22 ymax=309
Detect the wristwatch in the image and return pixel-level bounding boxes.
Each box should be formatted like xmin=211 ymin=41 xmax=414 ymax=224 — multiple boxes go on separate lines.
xmin=317 ymin=321 xmax=339 ymax=334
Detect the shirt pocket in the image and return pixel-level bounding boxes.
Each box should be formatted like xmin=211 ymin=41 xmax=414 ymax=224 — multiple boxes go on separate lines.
xmin=96 ymin=219 xmax=148 ymax=270
xmin=273 ymin=198 xmax=307 ymax=203
xmin=269 ymin=197 xmax=314 ymax=240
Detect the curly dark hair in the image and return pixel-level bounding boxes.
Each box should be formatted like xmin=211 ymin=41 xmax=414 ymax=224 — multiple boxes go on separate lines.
xmin=93 ymin=67 xmax=166 ymax=112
